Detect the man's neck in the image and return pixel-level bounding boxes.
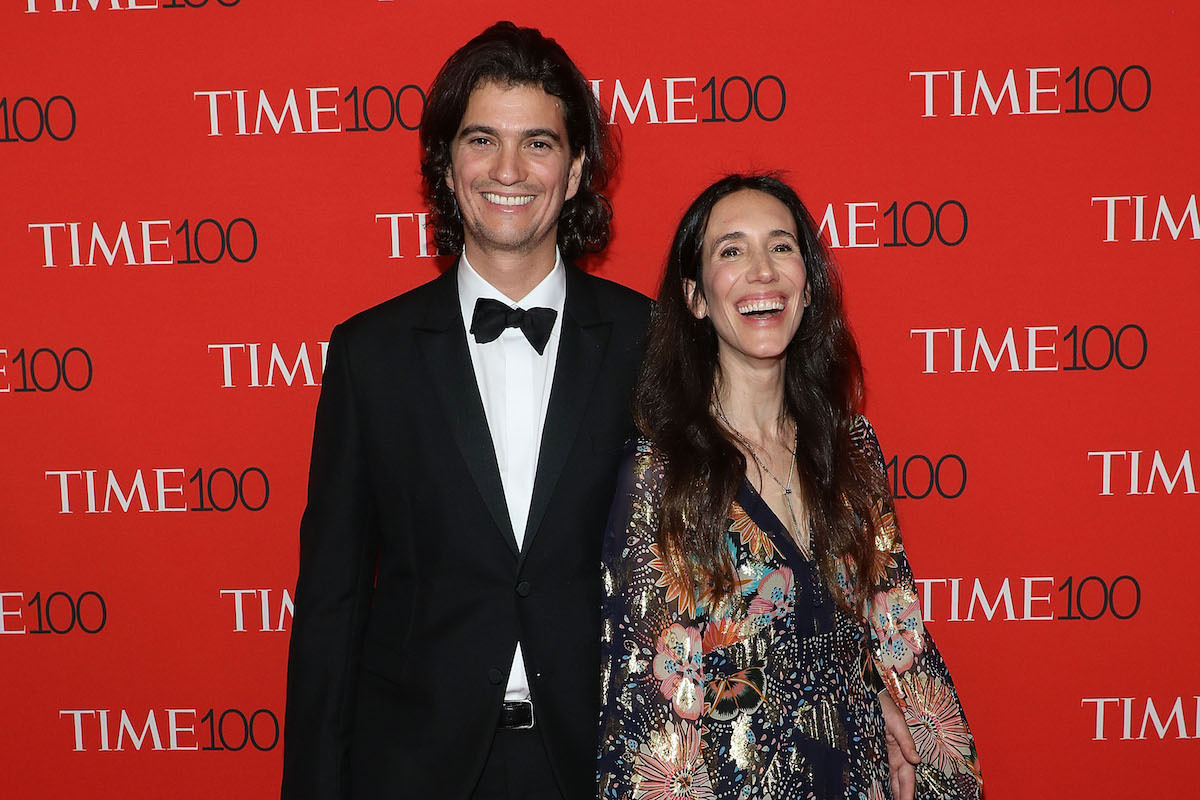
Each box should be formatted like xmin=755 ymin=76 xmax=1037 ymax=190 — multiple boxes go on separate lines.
xmin=463 ymin=240 xmax=559 ymax=303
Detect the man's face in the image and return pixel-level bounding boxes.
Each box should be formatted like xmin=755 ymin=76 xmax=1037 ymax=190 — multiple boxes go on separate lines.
xmin=446 ymin=81 xmax=584 ymax=261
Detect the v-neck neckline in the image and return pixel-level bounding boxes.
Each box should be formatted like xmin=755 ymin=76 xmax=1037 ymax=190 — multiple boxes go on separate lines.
xmin=736 ymin=479 xmax=812 ymax=564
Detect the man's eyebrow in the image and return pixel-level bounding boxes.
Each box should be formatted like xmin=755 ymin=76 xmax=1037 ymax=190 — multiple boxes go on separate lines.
xmin=458 ymin=124 xmax=500 ymax=139
xmin=457 ymin=125 xmax=563 ymax=142
xmin=521 ymin=128 xmax=562 ymax=142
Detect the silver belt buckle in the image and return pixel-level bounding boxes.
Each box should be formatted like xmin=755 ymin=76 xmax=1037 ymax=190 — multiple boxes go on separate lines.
xmin=512 ymin=699 xmax=534 ymax=729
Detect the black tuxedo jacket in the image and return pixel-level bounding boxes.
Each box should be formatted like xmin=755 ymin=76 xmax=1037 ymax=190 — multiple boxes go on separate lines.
xmin=281 ymin=264 xmax=651 ymax=799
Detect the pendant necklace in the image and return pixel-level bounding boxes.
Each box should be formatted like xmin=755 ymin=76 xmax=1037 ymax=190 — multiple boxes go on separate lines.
xmin=716 ymin=403 xmax=807 ymax=554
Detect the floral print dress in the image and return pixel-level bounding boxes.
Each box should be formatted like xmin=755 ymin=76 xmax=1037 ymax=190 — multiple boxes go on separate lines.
xmin=597 ymin=418 xmax=982 ymax=800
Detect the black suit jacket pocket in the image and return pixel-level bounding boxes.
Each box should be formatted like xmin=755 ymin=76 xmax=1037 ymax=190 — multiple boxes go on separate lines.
xmin=361 ymin=634 xmax=408 ymax=687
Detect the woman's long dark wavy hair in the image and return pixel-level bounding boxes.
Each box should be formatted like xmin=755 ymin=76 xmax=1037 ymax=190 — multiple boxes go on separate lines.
xmin=419 ymin=21 xmax=615 ymax=260
xmin=634 ymin=174 xmax=886 ymax=615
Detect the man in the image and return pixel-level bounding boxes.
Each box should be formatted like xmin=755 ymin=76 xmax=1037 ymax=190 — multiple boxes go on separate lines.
xmin=281 ymin=22 xmax=650 ymax=800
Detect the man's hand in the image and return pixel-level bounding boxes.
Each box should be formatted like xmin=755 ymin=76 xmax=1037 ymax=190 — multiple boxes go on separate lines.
xmin=879 ymin=689 xmax=920 ymax=800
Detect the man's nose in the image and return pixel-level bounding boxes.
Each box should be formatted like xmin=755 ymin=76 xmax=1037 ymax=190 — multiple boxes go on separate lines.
xmin=490 ymin=143 xmax=524 ymax=184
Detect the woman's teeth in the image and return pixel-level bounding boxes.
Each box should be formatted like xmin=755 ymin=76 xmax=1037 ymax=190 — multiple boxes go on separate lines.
xmin=737 ymin=299 xmax=785 ymax=316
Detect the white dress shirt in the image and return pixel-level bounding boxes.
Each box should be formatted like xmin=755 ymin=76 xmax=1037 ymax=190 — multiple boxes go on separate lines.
xmin=457 ymin=249 xmax=566 ymax=702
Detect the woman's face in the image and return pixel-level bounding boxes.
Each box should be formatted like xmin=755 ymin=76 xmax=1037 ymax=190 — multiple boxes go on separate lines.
xmin=688 ymin=189 xmax=810 ymax=368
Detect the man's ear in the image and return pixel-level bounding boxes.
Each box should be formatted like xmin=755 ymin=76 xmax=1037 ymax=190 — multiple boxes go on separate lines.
xmin=564 ymin=152 xmax=584 ymax=201
xmin=684 ymin=279 xmax=707 ymax=319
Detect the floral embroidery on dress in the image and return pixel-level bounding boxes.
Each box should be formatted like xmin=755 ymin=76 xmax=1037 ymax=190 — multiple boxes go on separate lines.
xmin=647 ymin=543 xmax=701 ymax=617
xmin=653 ymin=623 xmax=705 ymax=720
xmin=631 ymin=719 xmax=717 ymax=800
xmin=870 ymin=587 xmax=925 ymax=672
xmin=747 ymin=567 xmax=794 ymax=622
xmin=598 ymin=417 xmax=982 ymax=800
xmin=704 ymin=664 xmax=765 ymax=721
xmin=865 ymin=500 xmax=903 ymax=587
xmin=701 ymin=617 xmax=742 ymax=651
xmin=900 ymin=671 xmax=976 ymax=775
xmin=729 ymin=502 xmax=778 ymax=560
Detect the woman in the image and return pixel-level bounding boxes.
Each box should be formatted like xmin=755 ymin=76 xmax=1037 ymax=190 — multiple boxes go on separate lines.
xmin=597 ymin=175 xmax=981 ymax=799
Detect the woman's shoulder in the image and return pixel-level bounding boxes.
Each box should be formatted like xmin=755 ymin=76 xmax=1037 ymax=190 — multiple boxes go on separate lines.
xmin=849 ymin=413 xmax=876 ymax=441
xmin=618 ymin=436 xmax=670 ymax=489
xmin=621 ymin=435 xmax=666 ymax=467
xmin=849 ymin=414 xmax=885 ymax=465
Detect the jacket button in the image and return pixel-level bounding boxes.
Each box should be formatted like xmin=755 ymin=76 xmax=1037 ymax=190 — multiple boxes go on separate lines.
xmin=516 ymin=581 xmax=531 ymax=597
xmin=488 ymin=668 xmax=503 ymax=685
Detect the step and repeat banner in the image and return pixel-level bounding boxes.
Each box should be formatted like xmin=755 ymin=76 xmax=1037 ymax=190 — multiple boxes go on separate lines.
xmin=2 ymin=2 xmax=1196 ymax=798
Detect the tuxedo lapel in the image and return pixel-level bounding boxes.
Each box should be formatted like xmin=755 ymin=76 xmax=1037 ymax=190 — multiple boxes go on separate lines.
xmin=415 ymin=268 xmax=518 ymax=556
xmin=520 ymin=267 xmax=610 ymax=565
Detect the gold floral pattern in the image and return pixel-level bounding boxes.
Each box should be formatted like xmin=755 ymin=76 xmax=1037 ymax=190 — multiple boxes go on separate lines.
xmin=647 ymin=542 xmax=700 ymax=618
xmin=901 ymin=672 xmax=976 ymax=775
xmin=729 ymin=502 xmax=778 ymax=560
xmin=653 ymin=623 xmax=705 ymax=720
xmin=599 ymin=420 xmax=982 ymax=800
xmin=631 ymin=720 xmax=717 ymax=800
xmin=865 ymin=499 xmax=904 ymax=587
xmin=700 ymin=617 xmax=741 ymax=651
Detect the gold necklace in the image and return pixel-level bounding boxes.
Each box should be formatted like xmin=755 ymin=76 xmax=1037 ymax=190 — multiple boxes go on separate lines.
xmin=715 ymin=404 xmax=802 ymax=544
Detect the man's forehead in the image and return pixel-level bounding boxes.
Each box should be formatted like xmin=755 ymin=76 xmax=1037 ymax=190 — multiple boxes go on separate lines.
xmin=470 ymin=77 xmax=556 ymax=100
xmin=457 ymin=80 xmax=567 ymax=129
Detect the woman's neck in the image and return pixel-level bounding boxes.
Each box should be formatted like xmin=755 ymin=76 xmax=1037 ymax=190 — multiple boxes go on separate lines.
xmin=714 ymin=354 xmax=789 ymax=445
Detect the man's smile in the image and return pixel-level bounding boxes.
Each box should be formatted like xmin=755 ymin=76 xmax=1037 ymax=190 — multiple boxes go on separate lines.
xmin=482 ymin=192 xmax=536 ymax=207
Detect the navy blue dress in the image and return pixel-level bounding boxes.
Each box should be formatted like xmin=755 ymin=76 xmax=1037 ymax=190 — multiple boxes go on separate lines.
xmin=597 ymin=418 xmax=981 ymax=800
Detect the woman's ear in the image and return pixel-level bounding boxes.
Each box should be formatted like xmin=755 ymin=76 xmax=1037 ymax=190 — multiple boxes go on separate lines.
xmin=684 ymin=279 xmax=707 ymax=319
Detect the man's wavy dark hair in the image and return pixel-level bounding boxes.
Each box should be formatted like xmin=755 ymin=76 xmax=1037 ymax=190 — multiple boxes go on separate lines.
xmin=419 ymin=21 xmax=615 ymax=260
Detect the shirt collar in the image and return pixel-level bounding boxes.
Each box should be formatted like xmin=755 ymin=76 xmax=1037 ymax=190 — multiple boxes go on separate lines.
xmin=458 ymin=248 xmax=567 ymax=329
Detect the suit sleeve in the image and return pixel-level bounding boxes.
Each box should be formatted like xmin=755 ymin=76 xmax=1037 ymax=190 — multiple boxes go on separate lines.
xmin=854 ymin=417 xmax=983 ymax=799
xmin=281 ymin=324 xmax=379 ymax=800
xmin=597 ymin=444 xmax=714 ymax=800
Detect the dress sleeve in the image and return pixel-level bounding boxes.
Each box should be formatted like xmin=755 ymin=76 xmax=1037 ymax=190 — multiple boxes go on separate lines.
xmin=853 ymin=417 xmax=984 ymax=799
xmin=597 ymin=442 xmax=715 ymax=800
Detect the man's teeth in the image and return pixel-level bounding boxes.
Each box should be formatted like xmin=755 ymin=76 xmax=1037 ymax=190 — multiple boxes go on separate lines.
xmin=737 ymin=299 xmax=785 ymax=315
xmin=483 ymin=192 xmax=534 ymax=206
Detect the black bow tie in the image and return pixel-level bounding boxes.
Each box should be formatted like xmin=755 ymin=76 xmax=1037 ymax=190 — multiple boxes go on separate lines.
xmin=470 ymin=297 xmax=558 ymax=355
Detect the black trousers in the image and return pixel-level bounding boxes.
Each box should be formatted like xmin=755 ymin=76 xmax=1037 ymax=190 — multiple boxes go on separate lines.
xmin=470 ymin=728 xmax=566 ymax=800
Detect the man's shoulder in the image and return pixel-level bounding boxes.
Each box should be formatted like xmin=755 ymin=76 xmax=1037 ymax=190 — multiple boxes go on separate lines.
xmin=571 ymin=267 xmax=652 ymax=320
xmin=332 ymin=271 xmax=454 ymax=342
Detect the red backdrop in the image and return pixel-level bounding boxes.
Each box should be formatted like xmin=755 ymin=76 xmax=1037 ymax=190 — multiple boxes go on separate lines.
xmin=3 ymin=2 xmax=1197 ymax=797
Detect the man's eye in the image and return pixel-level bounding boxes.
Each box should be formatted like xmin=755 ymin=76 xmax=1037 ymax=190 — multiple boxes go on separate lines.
xmin=530 ymin=140 xmax=550 ymax=149
xmin=470 ymin=137 xmax=492 ymax=146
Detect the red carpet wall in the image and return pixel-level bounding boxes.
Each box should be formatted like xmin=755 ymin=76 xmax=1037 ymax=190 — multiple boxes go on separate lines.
xmin=3 ymin=2 xmax=1196 ymax=798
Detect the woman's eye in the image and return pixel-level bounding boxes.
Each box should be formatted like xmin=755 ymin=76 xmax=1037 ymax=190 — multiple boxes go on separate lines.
xmin=772 ymin=242 xmax=794 ymax=252
xmin=720 ymin=246 xmax=741 ymax=258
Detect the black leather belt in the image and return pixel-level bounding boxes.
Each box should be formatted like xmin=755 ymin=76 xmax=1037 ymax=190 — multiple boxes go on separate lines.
xmin=498 ymin=700 xmax=534 ymax=730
